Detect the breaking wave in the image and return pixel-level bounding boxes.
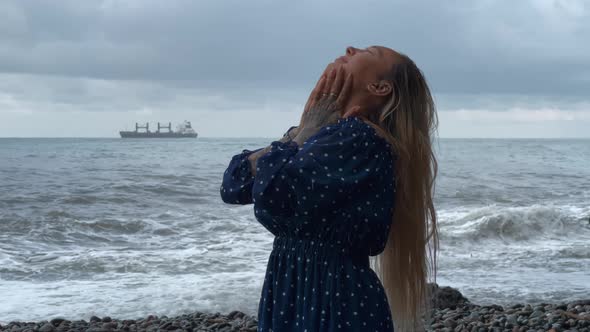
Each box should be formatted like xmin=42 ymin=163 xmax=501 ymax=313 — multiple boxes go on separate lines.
xmin=439 ymin=204 xmax=590 ymax=243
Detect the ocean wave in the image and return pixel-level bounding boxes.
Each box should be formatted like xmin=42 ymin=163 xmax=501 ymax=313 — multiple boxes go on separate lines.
xmin=439 ymin=204 xmax=590 ymax=243
xmin=556 ymin=245 xmax=590 ymax=259
xmin=110 ymin=183 xmax=200 ymax=197
xmin=58 ymin=194 xmax=139 ymax=205
xmin=71 ymin=218 xmax=148 ymax=235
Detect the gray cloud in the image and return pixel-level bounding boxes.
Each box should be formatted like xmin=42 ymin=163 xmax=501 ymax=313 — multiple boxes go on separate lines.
xmin=0 ymin=0 xmax=588 ymax=95
xmin=0 ymin=73 xmax=306 ymax=114
xmin=0 ymin=0 xmax=589 ymax=138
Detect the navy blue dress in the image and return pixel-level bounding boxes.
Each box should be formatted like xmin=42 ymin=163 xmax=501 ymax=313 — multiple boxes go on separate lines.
xmin=220 ymin=116 xmax=397 ymax=331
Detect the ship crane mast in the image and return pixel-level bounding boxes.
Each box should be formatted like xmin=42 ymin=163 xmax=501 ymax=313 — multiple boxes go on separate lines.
xmin=135 ymin=122 xmax=149 ymax=133
xmin=157 ymin=122 xmax=172 ymax=133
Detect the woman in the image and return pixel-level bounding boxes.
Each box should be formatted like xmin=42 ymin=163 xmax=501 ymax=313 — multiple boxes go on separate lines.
xmin=220 ymin=45 xmax=439 ymax=332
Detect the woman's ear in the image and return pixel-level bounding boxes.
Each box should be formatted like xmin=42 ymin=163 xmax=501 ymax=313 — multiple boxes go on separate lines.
xmin=367 ymin=80 xmax=392 ymax=97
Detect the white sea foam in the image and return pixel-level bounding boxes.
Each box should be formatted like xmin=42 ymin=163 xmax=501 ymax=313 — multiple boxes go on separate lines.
xmin=0 ymin=271 xmax=267 ymax=324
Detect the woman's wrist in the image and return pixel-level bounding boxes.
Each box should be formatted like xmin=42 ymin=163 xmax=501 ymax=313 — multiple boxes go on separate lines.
xmin=292 ymin=127 xmax=319 ymax=146
xmin=282 ymin=126 xmax=299 ymax=141
xmin=248 ymin=127 xmax=298 ymax=176
xmin=278 ymin=135 xmax=291 ymax=143
xmin=247 ymin=145 xmax=273 ymax=176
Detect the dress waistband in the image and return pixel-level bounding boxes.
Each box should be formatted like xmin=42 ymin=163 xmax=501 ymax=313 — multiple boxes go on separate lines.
xmin=272 ymin=236 xmax=370 ymax=268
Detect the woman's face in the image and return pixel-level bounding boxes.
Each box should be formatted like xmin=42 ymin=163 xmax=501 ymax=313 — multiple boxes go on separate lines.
xmin=327 ymin=45 xmax=401 ymax=117
xmin=334 ymin=45 xmax=400 ymax=91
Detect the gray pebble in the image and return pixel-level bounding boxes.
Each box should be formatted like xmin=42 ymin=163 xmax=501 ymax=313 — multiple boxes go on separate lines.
xmin=38 ymin=323 xmax=54 ymax=332
xmin=2 ymin=295 xmax=589 ymax=332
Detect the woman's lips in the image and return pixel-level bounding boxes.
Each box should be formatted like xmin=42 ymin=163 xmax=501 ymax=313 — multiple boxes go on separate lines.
xmin=337 ymin=56 xmax=348 ymax=63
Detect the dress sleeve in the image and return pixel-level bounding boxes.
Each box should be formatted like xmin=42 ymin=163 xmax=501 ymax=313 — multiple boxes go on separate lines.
xmin=251 ymin=118 xmax=396 ymax=223
xmin=219 ymin=147 xmax=264 ymax=205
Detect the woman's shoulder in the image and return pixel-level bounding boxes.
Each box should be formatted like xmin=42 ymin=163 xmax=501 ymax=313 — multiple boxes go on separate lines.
xmin=312 ymin=115 xmax=397 ymax=162
xmin=331 ymin=116 xmax=395 ymax=150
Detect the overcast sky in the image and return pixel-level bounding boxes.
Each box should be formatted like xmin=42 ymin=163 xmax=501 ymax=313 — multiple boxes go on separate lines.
xmin=1 ymin=0 xmax=589 ymax=138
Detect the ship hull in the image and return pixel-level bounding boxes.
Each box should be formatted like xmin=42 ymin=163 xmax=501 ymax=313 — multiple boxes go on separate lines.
xmin=119 ymin=131 xmax=198 ymax=138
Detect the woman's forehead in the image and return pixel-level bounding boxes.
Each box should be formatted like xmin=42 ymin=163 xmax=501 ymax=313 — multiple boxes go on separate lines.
xmin=375 ymin=46 xmax=402 ymax=61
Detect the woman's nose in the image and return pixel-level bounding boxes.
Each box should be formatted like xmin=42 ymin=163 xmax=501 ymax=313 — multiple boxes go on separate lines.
xmin=346 ymin=46 xmax=357 ymax=56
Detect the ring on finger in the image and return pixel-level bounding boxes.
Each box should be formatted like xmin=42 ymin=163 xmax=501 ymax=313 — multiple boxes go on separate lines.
xmin=329 ymin=92 xmax=337 ymax=97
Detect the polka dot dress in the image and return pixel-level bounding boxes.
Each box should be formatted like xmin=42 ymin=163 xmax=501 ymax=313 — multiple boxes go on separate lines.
xmin=220 ymin=116 xmax=397 ymax=331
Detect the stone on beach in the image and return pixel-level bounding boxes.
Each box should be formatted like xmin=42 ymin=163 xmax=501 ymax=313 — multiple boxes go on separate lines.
xmin=0 ymin=286 xmax=588 ymax=332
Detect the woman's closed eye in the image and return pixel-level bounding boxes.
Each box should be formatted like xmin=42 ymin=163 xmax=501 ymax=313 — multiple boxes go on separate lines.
xmin=366 ymin=47 xmax=377 ymax=56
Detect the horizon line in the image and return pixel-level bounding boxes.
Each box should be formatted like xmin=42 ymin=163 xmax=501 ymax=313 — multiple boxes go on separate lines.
xmin=1 ymin=136 xmax=589 ymax=140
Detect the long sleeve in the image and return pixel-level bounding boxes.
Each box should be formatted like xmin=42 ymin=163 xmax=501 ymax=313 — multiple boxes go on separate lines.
xmin=251 ymin=117 xmax=397 ymax=253
xmin=219 ymin=147 xmax=264 ymax=205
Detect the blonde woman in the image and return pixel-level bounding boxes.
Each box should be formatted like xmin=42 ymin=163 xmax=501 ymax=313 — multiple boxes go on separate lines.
xmin=221 ymin=45 xmax=439 ymax=331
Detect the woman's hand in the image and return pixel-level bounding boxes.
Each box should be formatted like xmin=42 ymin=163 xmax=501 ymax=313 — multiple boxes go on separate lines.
xmin=291 ymin=65 xmax=356 ymax=147
xmin=300 ymin=63 xmax=337 ymax=123
xmin=298 ymin=65 xmax=354 ymax=132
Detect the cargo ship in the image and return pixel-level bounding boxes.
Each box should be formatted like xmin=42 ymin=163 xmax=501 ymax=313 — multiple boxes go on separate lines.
xmin=120 ymin=121 xmax=198 ymax=138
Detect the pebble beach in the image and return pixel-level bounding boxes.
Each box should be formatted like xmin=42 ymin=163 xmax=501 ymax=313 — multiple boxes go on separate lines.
xmin=2 ymin=285 xmax=589 ymax=332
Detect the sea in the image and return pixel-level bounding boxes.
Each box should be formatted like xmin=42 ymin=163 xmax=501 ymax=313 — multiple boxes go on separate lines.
xmin=0 ymin=137 xmax=589 ymax=323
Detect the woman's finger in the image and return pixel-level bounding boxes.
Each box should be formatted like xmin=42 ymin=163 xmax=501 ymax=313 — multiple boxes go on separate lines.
xmin=314 ymin=73 xmax=327 ymax=91
xmin=305 ymin=76 xmax=326 ymax=112
xmin=335 ymin=72 xmax=353 ymax=107
xmin=312 ymin=76 xmax=327 ymax=104
xmin=322 ymin=67 xmax=338 ymax=97
xmin=330 ymin=67 xmax=345 ymax=97
xmin=305 ymin=71 xmax=328 ymax=110
xmin=321 ymin=62 xmax=336 ymax=80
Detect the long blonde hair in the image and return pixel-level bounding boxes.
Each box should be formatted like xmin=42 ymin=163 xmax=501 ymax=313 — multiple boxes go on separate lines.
xmin=367 ymin=53 xmax=439 ymax=331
